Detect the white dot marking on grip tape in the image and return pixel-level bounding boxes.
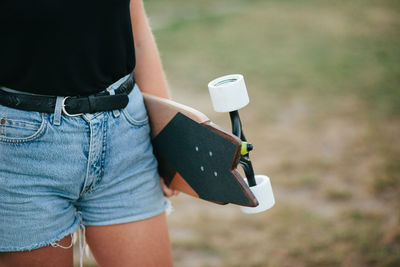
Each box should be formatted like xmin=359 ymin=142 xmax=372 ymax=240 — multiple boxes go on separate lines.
xmin=195 ymin=146 xmax=199 ymax=152
xmin=209 ymin=151 xmax=213 ymax=157
xmin=214 ymin=171 xmax=218 ymax=177
xmin=200 ymin=166 xmax=204 ymax=172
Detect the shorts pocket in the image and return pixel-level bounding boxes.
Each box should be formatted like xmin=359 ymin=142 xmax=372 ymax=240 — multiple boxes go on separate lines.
xmin=0 ymin=105 xmax=47 ymax=143
xmin=121 ymin=85 xmax=149 ymax=127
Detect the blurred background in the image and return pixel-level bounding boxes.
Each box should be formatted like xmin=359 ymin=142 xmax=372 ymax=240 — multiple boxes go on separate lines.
xmin=79 ymin=0 xmax=400 ymax=266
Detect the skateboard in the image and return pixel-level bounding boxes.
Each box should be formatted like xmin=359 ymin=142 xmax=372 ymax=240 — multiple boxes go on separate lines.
xmin=143 ymin=74 xmax=275 ymax=213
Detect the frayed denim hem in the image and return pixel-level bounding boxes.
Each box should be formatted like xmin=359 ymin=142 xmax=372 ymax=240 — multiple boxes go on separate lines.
xmin=82 ymin=198 xmax=173 ymax=227
xmin=0 ymin=220 xmax=80 ymax=252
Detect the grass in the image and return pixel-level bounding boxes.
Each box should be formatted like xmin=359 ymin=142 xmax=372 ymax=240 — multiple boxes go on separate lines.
xmin=147 ymin=0 xmax=400 ymax=115
xmin=143 ymin=0 xmax=400 ymax=266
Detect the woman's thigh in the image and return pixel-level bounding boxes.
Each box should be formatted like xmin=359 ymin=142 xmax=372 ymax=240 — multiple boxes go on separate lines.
xmin=85 ymin=212 xmax=172 ymax=267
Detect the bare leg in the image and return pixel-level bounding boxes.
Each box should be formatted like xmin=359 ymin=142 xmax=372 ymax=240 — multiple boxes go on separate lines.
xmin=0 ymin=235 xmax=73 ymax=267
xmin=85 ymin=212 xmax=172 ymax=267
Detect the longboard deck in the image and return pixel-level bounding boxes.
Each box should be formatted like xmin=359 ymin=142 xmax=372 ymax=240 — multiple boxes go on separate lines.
xmin=143 ymin=93 xmax=258 ymax=207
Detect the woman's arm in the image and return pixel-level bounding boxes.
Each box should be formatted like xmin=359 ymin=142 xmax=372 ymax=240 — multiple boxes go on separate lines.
xmin=130 ymin=0 xmax=178 ymax=197
xmin=130 ymin=0 xmax=169 ymax=99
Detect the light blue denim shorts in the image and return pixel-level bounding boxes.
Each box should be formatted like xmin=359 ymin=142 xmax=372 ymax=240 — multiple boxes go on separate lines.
xmin=0 ymin=74 xmax=169 ymax=251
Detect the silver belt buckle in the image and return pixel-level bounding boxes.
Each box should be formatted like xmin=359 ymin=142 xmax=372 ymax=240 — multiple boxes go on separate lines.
xmin=62 ymin=96 xmax=84 ymax=117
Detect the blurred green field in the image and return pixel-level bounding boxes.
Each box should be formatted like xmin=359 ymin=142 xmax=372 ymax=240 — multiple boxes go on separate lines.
xmin=148 ymin=0 xmax=400 ymax=266
xmin=78 ymin=0 xmax=400 ymax=266
xmin=149 ymin=0 xmax=399 ymax=115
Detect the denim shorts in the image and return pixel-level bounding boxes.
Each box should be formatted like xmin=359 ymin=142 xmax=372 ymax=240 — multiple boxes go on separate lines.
xmin=0 ymin=74 xmax=169 ymax=251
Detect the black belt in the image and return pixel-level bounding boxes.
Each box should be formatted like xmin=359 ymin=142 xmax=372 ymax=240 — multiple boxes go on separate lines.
xmin=0 ymin=73 xmax=135 ymax=116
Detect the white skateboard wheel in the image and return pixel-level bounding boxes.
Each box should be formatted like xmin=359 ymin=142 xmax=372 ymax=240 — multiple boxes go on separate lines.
xmin=208 ymin=74 xmax=249 ymax=112
xmin=240 ymin=175 xmax=275 ymax=214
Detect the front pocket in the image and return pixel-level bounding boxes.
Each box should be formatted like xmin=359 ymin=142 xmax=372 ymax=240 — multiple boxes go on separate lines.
xmin=121 ymin=85 xmax=149 ymax=127
xmin=0 ymin=105 xmax=47 ymax=143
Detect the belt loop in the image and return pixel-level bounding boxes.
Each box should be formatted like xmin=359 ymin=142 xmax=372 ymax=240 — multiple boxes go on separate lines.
xmin=107 ymin=87 xmax=120 ymax=118
xmin=53 ymin=96 xmax=64 ymax=126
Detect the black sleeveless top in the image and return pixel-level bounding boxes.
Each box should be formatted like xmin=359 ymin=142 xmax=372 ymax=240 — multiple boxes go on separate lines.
xmin=0 ymin=0 xmax=135 ymax=96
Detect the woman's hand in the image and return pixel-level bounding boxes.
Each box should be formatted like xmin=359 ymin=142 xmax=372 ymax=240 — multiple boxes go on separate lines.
xmin=160 ymin=178 xmax=180 ymax=197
